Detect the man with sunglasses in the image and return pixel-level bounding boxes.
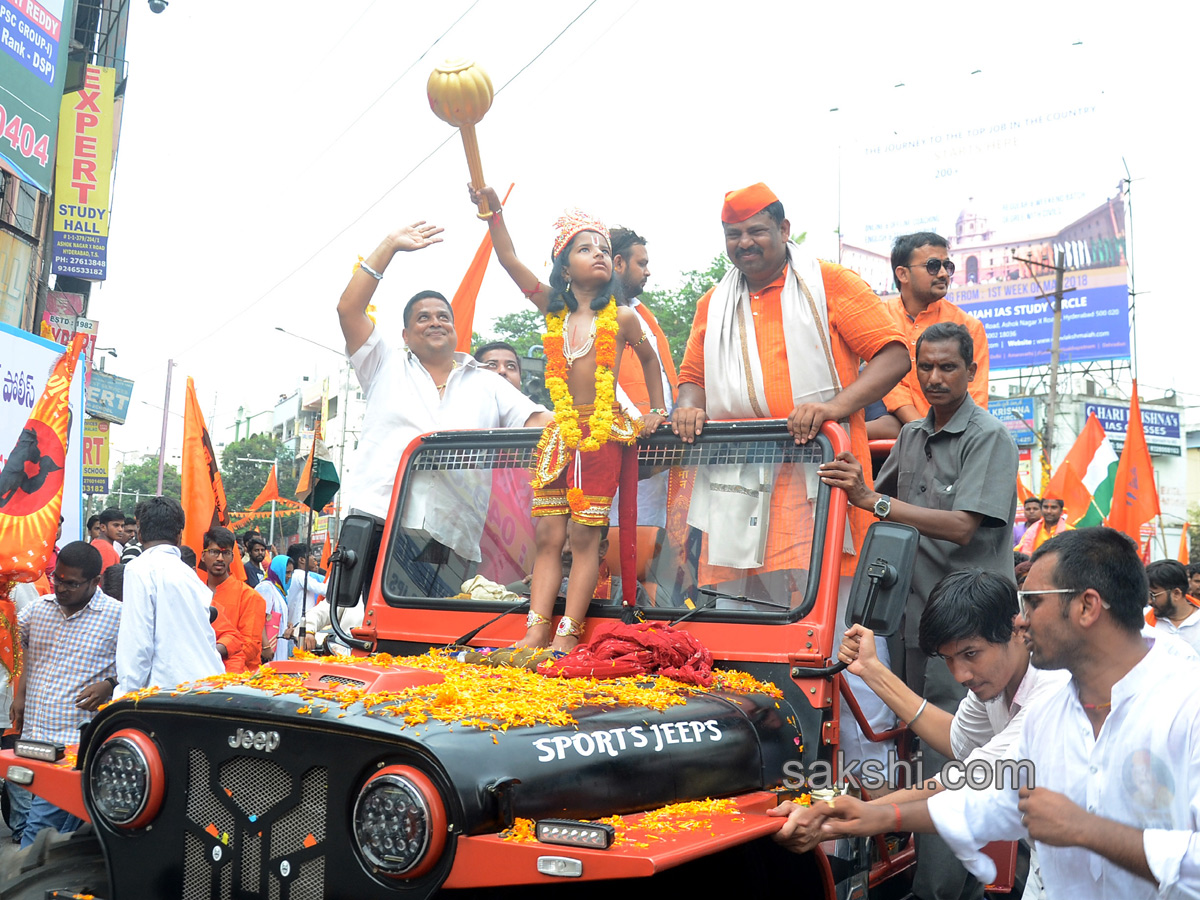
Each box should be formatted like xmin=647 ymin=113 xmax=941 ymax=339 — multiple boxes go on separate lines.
xmin=10 ymin=541 xmax=121 ymax=847
xmin=817 ymin=527 xmax=1200 ymax=899
xmin=872 ymin=233 xmax=990 ymax=439
xmin=204 ymin=526 xmax=265 ymax=673
xmin=1145 ymin=560 xmax=1200 ymax=654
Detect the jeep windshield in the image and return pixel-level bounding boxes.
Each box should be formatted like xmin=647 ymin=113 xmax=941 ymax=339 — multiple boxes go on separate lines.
xmin=379 ymin=420 xmax=838 ymax=622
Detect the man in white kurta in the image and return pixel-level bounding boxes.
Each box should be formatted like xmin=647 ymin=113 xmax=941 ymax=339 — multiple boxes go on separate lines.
xmin=336 ymin=220 xmax=547 ymax=559
xmin=816 ymin=527 xmax=1200 ymax=898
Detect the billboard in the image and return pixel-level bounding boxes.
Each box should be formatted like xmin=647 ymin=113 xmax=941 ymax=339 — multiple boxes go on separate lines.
xmin=0 ymin=321 xmax=84 ymax=541
xmin=988 ymin=397 xmax=1038 ymax=447
xmin=1084 ymin=401 xmax=1181 ymax=458
xmin=51 ymin=64 xmax=115 ymax=280
xmin=85 ymin=367 xmax=133 ymax=424
xmin=0 ymin=0 xmax=74 ymax=193
xmin=840 ymin=99 xmax=1129 ymax=370
xmin=83 ymin=416 xmax=109 ymax=494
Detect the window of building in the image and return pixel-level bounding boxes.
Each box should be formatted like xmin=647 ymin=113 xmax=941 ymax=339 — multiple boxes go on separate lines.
xmin=14 ymin=180 xmax=37 ymax=234
xmin=326 ymin=396 xmax=339 ymax=419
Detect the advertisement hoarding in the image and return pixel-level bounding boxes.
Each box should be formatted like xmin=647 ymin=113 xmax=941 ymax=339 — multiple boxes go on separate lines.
xmin=1083 ymin=401 xmax=1181 ymax=457
xmin=841 ymin=99 xmax=1130 ymax=370
xmin=82 ymin=416 xmax=109 ymax=493
xmin=0 ymin=320 xmax=84 ymax=541
xmin=0 ymin=0 xmax=75 ymax=192
xmin=51 ymin=64 xmax=115 ymax=280
xmin=988 ymin=397 xmax=1038 ymax=447
xmin=85 ymin=368 xmax=133 ymax=424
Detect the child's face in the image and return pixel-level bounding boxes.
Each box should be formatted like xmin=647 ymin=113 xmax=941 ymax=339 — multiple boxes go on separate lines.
xmin=564 ymin=231 xmax=612 ymax=287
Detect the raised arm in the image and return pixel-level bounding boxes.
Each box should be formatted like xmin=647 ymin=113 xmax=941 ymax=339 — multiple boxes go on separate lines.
xmin=469 ymin=184 xmax=552 ymax=313
xmin=337 ymin=221 xmax=444 ymax=356
xmin=839 ymin=623 xmax=955 ymax=758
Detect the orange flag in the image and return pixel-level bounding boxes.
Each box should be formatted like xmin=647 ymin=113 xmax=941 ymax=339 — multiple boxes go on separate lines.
xmin=181 ymin=377 xmax=247 ymax=580
xmin=453 ymin=183 xmax=514 ymax=352
xmin=0 ymin=335 xmax=87 ymax=686
xmin=250 ymin=465 xmax=281 ymax=510
xmin=1016 ymin=477 xmax=1035 ymax=504
xmin=1045 ymin=458 xmax=1091 ymax=527
xmin=1180 ymin=527 xmax=1190 ymax=565
xmin=1106 ymin=381 xmax=1160 ymax=545
xmin=320 ymin=536 xmax=333 ymax=572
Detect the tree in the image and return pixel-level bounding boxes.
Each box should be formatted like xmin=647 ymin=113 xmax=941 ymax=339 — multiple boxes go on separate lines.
xmin=220 ymin=433 xmax=298 ymax=514
xmin=102 ymin=457 xmax=181 ymax=510
xmin=639 ymin=253 xmax=729 ymax=371
xmin=487 ymin=309 xmax=546 ymax=358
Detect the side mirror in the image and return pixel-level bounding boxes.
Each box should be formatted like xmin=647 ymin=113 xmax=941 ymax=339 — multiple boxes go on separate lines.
xmin=845 ymin=522 xmax=920 ymax=637
xmin=332 ymin=514 xmax=381 ymax=610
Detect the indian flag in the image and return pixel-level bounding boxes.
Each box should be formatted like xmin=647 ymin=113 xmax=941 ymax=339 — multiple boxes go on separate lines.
xmin=1054 ymin=413 xmax=1119 ymax=527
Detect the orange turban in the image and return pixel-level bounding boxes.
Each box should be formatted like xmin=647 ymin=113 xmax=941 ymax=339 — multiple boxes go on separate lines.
xmin=721 ymin=182 xmax=780 ymax=223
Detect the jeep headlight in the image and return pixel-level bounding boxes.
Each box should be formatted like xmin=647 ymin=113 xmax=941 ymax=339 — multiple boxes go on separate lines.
xmin=353 ymin=766 xmax=446 ymax=879
xmin=89 ymin=729 xmax=164 ymax=829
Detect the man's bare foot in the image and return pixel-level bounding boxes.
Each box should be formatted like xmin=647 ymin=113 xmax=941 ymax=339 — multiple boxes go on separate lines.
xmin=513 ymin=623 xmax=551 ymax=649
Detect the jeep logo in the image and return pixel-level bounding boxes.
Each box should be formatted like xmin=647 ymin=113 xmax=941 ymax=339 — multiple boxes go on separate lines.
xmin=228 ymin=728 xmax=281 ymax=753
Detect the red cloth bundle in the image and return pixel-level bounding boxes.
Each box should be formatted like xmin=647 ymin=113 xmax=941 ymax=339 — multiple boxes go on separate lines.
xmin=538 ymin=621 xmax=714 ymax=686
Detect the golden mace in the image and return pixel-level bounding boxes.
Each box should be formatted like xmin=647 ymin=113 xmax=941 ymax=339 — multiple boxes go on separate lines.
xmin=427 ymin=59 xmax=495 ymax=215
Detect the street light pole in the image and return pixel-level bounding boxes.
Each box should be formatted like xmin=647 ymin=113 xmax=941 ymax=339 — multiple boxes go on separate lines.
xmin=156 ymin=359 xmax=176 ymax=495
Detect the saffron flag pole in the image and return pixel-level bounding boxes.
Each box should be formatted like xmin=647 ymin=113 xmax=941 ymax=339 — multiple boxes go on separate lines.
xmin=452 ymin=183 xmax=514 ymax=352
xmin=1106 ymin=381 xmax=1160 ymax=549
xmin=1180 ymin=525 xmax=1190 ymax=566
xmin=295 ymin=423 xmax=340 ymax=642
xmin=0 ymin=335 xmax=87 ymax=687
xmin=181 ymin=377 xmax=247 ymax=580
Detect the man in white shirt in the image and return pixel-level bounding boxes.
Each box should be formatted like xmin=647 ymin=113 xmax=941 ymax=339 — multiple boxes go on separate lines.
xmin=336 ymin=219 xmax=549 ymax=527
xmin=1145 ymin=560 xmax=1200 ymax=654
xmin=816 ymin=527 xmax=1200 ymax=898
xmin=284 ymin=543 xmax=326 ymax=649
xmin=115 ymin=497 xmax=223 ymax=694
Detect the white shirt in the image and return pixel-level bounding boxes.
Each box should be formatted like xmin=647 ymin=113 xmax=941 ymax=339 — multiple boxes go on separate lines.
xmin=928 ymin=633 xmax=1200 ymax=898
xmin=115 ymin=544 xmax=223 ymax=694
xmin=286 ymin=570 xmax=328 ymax=628
xmin=304 ymin=599 xmax=364 ymax=653
xmin=345 ymin=329 xmax=541 ymax=519
xmin=1149 ymin=606 xmax=1200 ymax=656
xmin=948 ymin=661 xmax=1071 ymax=766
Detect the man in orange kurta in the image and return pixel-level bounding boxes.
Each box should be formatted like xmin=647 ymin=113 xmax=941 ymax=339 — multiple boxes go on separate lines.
xmin=611 ymin=227 xmax=678 ymax=415
xmin=203 ymin=527 xmax=265 ymax=673
xmin=877 ymin=232 xmax=990 ymax=434
xmin=673 ymin=183 xmax=910 ymax=580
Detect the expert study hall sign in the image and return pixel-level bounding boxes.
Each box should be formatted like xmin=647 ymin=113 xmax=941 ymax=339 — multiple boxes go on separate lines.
xmin=50 ymin=64 xmax=114 ymax=281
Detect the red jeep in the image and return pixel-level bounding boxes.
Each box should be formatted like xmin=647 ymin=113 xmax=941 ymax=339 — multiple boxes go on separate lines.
xmin=2 ymin=420 xmax=921 ymax=898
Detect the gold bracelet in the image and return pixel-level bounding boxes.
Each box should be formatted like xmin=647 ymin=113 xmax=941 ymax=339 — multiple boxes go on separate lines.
xmin=477 ymin=206 xmax=502 ymax=220
xmin=555 ymin=615 xmax=586 ymax=638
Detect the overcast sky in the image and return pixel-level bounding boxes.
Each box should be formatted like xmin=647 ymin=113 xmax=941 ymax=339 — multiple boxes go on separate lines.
xmin=92 ymin=0 xmax=1198 ymax=463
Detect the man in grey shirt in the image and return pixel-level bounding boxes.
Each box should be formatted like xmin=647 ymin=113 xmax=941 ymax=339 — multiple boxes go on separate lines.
xmin=819 ymin=321 xmax=1017 ymax=900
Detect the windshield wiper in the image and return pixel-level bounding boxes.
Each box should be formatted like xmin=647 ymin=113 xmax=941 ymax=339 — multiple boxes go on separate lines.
xmin=449 ymin=598 xmax=530 ymax=647
xmin=668 ymin=587 xmax=790 ymax=628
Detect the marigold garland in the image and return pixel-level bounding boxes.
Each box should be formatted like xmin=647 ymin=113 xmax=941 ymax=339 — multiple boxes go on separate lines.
xmin=543 ymin=297 xmax=619 ymax=452
xmin=108 ymin=649 xmax=782 ymax=734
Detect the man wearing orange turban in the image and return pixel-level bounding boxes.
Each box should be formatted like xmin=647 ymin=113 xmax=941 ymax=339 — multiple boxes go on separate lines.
xmin=674 ymin=182 xmax=910 ymax=582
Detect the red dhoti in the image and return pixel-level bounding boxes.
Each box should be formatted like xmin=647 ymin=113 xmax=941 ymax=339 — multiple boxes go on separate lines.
xmin=530 ymin=404 xmax=639 ymax=527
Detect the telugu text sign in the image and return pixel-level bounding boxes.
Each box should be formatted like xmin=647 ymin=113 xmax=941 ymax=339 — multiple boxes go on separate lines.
xmin=83 ymin=417 xmax=109 ymax=494
xmin=51 ymin=64 xmax=115 ymax=280
xmin=0 ymin=0 xmax=72 ymax=192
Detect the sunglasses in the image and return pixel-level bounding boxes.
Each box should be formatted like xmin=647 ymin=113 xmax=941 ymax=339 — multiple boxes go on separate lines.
xmin=907 ymin=258 xmax=956 ymax=276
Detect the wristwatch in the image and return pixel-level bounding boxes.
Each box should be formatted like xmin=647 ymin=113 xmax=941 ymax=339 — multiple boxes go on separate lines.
xmin=872 ymin=494 xmax=892 ymax=520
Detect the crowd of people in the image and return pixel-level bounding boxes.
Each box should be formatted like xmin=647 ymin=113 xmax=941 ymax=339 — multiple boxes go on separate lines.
xmin=1 ymin=496 xmax=333 ymax=849
xmin=4 ymin=179 xmax=1198 ymax=896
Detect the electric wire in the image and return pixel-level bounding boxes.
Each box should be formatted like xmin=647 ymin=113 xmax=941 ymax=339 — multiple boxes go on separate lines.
xmin=154 ymin=0 xmax=600 ymax=369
